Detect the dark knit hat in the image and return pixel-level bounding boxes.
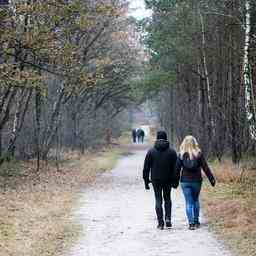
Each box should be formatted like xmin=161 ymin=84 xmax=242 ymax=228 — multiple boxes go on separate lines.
xmin=156 ymin=130 xmax=167 ymax=140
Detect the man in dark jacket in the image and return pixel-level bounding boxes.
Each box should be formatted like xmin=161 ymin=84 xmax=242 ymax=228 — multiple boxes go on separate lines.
xmin=132 ymin=129 xmax=137 ymax=143
xmin=136 ymin=128 xmax=144 ymax=143
xmin=143 ymin=131 xmax=178 ymax=229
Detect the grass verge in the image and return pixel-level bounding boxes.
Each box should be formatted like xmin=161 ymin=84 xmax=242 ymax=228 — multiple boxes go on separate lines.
xmin=202 ymin=159 xmax=256 ymax=256
xmin=0 ymin=144 xmax=128 ymax=256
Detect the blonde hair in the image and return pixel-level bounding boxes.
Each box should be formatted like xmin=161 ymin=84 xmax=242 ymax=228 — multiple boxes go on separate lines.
xmin=180 ymin=135 xmax=201 ymax=160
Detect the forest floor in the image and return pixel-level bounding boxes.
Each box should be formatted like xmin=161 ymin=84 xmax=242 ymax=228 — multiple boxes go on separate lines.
xmin=1 ymin=139 xmax=255 ymax=256
xmin=65 ymin=146 xmax=231 ymax=256
xmin=202 ymin=159 xmax=256 ymax=256
xmin=0 ymin=141 xmax=130 ymax=256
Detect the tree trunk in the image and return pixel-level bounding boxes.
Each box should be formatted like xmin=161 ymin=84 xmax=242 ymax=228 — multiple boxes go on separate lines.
xmin=199 ymin=9 xmax=215 ymax=149
xmin=35 ymin=89 xmax=41 ymax=172
xmin=7 ymin=89 xmax=32 ymax=156
xmin=41 ymin=83 xmax=66 ymax=160
xmin=243 ymin=0 xmax=256 ymax=138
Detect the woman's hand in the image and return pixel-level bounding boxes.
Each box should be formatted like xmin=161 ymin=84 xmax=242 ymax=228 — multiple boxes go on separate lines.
xmin=210 ymin=178 xmax=216 ymax=187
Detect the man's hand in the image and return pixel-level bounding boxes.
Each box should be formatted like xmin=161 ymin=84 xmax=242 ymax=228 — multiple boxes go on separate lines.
xmin=144 ymin=181 xmax=150 ymax=190
xmin=172 ymin=181 xmax=179 ymax=189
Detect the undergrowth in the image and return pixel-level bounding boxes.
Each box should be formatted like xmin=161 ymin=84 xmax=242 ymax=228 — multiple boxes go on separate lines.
xmin=202 ymin=158 xmax=256 ymax=256
xmin=0 ymin=144 xmax=127 ymax=256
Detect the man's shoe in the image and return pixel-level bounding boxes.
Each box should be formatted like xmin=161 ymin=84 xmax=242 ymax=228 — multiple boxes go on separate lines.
xmin=194 ymin=221 xmax=200 ymax=228
xmin=157 ymin=224 xmax=164 ymax=230
xmin=166 ymin=220 xmax=172 ymax=229
xmin=189 ymin=224 xmax=195 ymax=230
xmin=157 ymin=221 xmax=164 ymax=230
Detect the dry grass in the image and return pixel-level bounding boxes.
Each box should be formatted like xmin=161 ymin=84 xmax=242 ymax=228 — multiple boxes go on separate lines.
xmin=0 ymin=145 xmax=126 ymax=256
xmin=202 ymin=158 xmax=256 ymax=256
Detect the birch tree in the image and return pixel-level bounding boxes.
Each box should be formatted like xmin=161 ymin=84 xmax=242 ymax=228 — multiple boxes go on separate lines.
xmin=243 ymin=0 xmax=256 ymax=139
xmin=0 ymin=0 xmax=141 ymax=165
xmin=143 ymin=0 xmax=256 ymax=162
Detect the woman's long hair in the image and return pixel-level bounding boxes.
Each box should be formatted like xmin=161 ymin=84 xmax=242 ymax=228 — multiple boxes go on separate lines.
xmin=180 ymin=135 xmax=201 ymax=160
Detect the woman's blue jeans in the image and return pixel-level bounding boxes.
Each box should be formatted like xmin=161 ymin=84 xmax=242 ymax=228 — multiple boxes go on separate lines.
xmin=181 ymin=182 xmax=202 ymax=225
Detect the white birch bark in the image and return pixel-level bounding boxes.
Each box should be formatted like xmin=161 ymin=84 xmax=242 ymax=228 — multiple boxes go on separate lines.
xmin=243 ymin=0 xmax=256 ymax=138
xmin=199 ymin=11 xmax=211 ymax=109
xmin=199 ymin=9 xmax=215 ymax=138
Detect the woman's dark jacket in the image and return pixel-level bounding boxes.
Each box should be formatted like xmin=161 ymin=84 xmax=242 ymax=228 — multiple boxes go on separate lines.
xmin=175 ymin=153 xmax=215 ymax=184
xmin=143 ymin=139 xmax=177 ymax=186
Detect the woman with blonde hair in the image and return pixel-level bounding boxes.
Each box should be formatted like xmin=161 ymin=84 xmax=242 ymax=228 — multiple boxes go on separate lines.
xmin=176 ymin=135 xmax=216 ymax=230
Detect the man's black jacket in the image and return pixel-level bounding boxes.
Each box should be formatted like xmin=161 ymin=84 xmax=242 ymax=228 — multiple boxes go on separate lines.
xmin=143 ymin=139 xmax=177 ymax=186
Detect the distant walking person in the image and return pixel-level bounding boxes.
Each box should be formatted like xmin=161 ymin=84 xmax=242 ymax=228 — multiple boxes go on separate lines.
xmin=137 ymin=128 xmax=145 ymax=143
xmin=132 ymin=129 xmax=137 ymax=143
xmin=140 ymin=129 xmax=145 ymax=143
xmin=143 ymin=131 xmax=178 ymax=230
xmin=175 ymin=135 xmax=216 ymax=230
xmin=136 ymin=128 xmax=142 ymax=143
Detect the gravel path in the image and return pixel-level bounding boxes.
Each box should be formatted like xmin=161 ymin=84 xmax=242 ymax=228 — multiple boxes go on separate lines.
xmin=67 ymin=149 xmax=232 ymax=256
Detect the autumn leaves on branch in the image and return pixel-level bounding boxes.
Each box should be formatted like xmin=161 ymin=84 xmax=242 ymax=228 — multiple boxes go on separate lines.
xmin=0 ymin=0 xmax=140 ymax=165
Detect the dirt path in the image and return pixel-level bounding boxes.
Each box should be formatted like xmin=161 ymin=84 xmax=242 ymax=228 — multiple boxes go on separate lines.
xmin=67 ymin=149 xmax=231 ymax=256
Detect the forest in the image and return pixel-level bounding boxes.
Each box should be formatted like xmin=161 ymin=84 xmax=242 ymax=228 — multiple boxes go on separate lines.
xmin=1 ymin=1 xmax=256 ymax=256
xmin=142 ymin=0 xmax=256 ymax=163
xmin=3 ymin=0 xmax=256 ymax=166
xmin=0 ymin=0 xmax=142 ymax=171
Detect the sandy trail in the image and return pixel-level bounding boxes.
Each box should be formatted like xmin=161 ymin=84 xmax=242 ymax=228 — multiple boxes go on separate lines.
xmin=67 ymin=149 xmax=231 ymax=256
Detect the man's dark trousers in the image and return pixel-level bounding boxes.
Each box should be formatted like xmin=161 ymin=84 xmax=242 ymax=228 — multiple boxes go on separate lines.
xmin=152 ymin=182 xmax=172 ymax=225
